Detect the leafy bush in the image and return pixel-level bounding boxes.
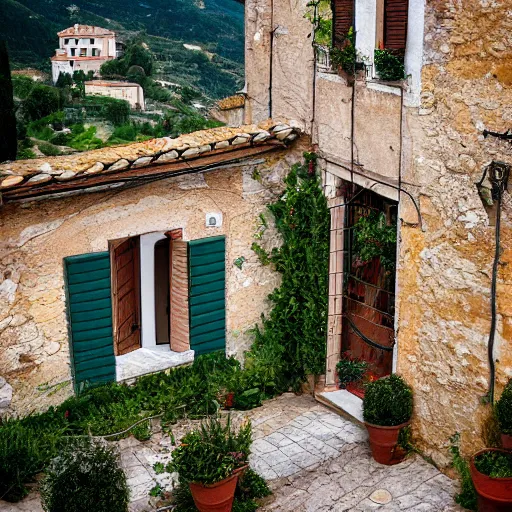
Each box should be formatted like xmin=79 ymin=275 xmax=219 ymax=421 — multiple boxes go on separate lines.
xmin=50 ymin=132 xmax=71 ymax=146
xmin=374 ymin=49 xmax=406 ymax=81
xmin=67 ymin=126 xmax=104 ymax=151
xmin=0 ymin=420 xmax=63 ymax=502
xmin=496 ymin=378 xmax=512 ymax=435
xmin=27 ymin=111 xmax=65 ymax=141
xmin=40 ymin=438 xmax=129 ymax=512
xmin=169 ymin=416 xmax=251 ymax=485
xmin=103 ymin=98 xmax=131 ymax=126
xmin=336 ymin=355 xmax=368 ymax=388
xmin=23 ymin=84 xmax=60 ymax=121
xmin=363 ymin=375 xmax=413 ymax=426
xmin=474 ymin=450 xmax=512 ymax=478
xmin=38 ymin=142 xmax=61 ymax=156
xmin=449 ymin=433 xmax=477 ymax=511
xmin=12 ymin=75 xmax=35 ymax=100
xmin=250 ymin=155 xmax=330 ymax=384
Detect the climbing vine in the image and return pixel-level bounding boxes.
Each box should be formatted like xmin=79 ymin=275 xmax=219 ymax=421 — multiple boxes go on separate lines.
xmin=250 ymin=154 xmax=330 ymax=387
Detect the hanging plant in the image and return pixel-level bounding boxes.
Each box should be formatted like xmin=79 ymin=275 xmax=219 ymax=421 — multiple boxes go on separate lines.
xmin=353 ymin=211 xmax=397 ymax=271
xmin=330 ymin=27 xmax=356 ymax=75
xmin=374 ymin=49 xmax=406 ymax=81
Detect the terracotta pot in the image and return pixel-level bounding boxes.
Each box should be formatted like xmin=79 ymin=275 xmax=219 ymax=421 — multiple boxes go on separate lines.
xmin=189 ymin=472 xmax=239 ymax=512
xmin=470 ymin=449 xmax=512 ymax=512
xmin=501 ymin=433 xmax=512 ymax=450
xmin=224 ymin=392 xmax=235 ymax=409
xmin=365 ymin=421 xmax=410 ymax=465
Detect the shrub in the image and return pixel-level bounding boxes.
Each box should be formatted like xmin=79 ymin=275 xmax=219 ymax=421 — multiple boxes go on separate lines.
xmin=23 ymin=84 xmax=60 ymax=121
xmin=336 ymin=355 xmax=368 ymax=388
xmin=474 ymin=450 xmax=512 ymax=478
xmin=330 ymin=27 xmax=356 ymax=74
xmin=0 ymin=420 xmax=63 ymax=502
xmin=496 ymin=378 xmax=512 ymax=435
xmin=374 ymin=49 xmax=406 ymax=81
xmin=363 ymin=374 xmax=413 ymax=426
xmin=169 ymin=416 xmax=251 ymax=485
xmin=50 ymin=132 xmax=71 ymax=146
xmin=38 ymin=142 xmax=61 ymax=157
xmin=27 ymin=112 xmax=65 ymax=140
xmin=103 ymin=98 xmax=131 ymax=126
xmin=12 ymin=75 xmax=35 ymax=100
xmin=40 ymin=438 xmax=129 ymax=512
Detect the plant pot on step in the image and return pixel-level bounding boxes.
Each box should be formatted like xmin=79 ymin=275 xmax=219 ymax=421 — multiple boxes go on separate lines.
xmin=470 ymin=449 xmax=512 ymax=512
xmin=501 ymin=433 xmax=512 ymax=450
xmin=189 ymin=472 xmax=239 ymax=512
xmin=365 ymin=421 xmax=410 ymax=465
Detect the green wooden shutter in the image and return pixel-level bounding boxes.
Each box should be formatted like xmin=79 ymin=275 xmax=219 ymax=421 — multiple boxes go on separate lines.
xmin=188 ymin=236 xmax=226 ymax=355
xmin=64 ymin=252 xmax=115 ymax=393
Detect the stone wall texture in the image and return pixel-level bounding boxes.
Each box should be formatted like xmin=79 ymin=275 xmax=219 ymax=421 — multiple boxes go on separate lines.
xmin=0 ymin=145 xmax=306 ymax=415
xmin=246 ymin=0 xmax=512 ymax=466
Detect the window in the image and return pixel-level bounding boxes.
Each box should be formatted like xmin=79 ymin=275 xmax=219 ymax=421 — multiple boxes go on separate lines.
xmin=80 ymin=48 xmax=87 ymax=57
xmin=332 ymin=0 xmax=354 ymax=48
xmin=64 ymin=38 xmax=69 ymax=45
xmin=376 ymin=0 xmax=409 ymax=52
xmin=90 ymin=38 xmax=95 ymax=44
xmin=70 ymin=48 xmax=76 ymax=57
xmin=92 ymin=48 xmax=101 ymax=57
xmin=64 ymin=234 xmax=226 ymax=391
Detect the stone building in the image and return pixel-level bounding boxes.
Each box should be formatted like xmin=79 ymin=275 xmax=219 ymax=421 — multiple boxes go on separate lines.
xmin=1 ymin=0 xmax=511 ymax=472
xmin=0 ymin=123 xmax=301 ymax=412
xmin=241 ymin=0 xmax=512 ymax=466
xmin=51 ymin=24 xmax=117 ymax=84
xmin=85 ymin=81 xmax=145 ymax=110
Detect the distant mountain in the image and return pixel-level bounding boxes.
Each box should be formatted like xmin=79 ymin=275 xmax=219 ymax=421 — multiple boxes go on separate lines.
xmin=0 ymin=0 xmax=245 ymax=99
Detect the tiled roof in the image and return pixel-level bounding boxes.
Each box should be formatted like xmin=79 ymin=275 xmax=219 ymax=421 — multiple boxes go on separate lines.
xmin=0 ymin=120 xmax=300 ymax=202
xmin=217 ymin=95 xmax=245 ymax=111
xmin=58 ymin=25 xmax=115 ymax=37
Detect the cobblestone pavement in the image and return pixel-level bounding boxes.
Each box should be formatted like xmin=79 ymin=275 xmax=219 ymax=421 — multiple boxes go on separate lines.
xmin=0 ymin=393 xmax=463 ymax=511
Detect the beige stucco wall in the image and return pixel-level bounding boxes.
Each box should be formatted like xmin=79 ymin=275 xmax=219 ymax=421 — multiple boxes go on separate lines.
xmin=85 ymin=83 xmax=145 ymax=110
xmin=0 ymin=145 xmax=306 ymax=415
xmin=245 ymin=0 xmax=512 ymax=466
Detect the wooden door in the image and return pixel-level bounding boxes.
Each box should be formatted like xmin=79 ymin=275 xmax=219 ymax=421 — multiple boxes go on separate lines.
xmin=111 ymin=237 xmax=141 ymax=355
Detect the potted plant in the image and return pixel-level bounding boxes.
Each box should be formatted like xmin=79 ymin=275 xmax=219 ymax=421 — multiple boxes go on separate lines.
xmin=169 ymin=416 xmax=251 ymax=512
xmin=362 ymin=374 xmax=413 ymax=465
xmin=496 ymin=378 xmax=512 ymax=449
xmin=470 ymin=448 xmax=512 ymax=511
xmin=336 ymin=354 xmax=368 ymax=397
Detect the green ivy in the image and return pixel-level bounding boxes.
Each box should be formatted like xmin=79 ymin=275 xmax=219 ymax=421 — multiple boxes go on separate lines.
xmin=449 ymin=433 xmax=477 ymax=511
xmin=496 ymin=378 xmax=512 ymax=435
xmin=374 ymin=49 xmax=406 ymax=81
xmin=250 ymin=155 xmax=330 ymax=385
xmin=353 ymin=211 xmax=397 ymax=271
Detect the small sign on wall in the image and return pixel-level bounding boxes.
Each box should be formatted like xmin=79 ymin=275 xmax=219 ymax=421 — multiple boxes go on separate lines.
xmin=206 ymin=213 xmax=222 ymax=228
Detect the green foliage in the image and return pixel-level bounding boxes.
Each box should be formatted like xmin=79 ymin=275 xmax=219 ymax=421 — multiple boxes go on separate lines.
xmin=449 ymin=433 xmax=477 ymax=510
xmin=169 ymin=416 xmax=251 ymax=485
xmin=496 ymin=378 xmax=512 ymax=435
xmin=23 ymin=84 xmax=60 ymax=121
xmin=363 ymin=375 xmax=413 ymax=426
xmin=374 ymin=50 xmax=406 ymax=81
xmin=38 ymin=142 xmax=61 ymax=156
xmin=336 ymin=355 xmax=368 ymax=387
xmin=330 ymin=27 xmax=356 ymax=74
xmin=12 ymin=76 xmax=36 ymax=100
xmin=40 ymin=438 xmax=129 ymax=512
xmin=0 ymin=419 xmax=64 ymax=502
xmin=55 ymin=72 xmax=73 ymax=88
xmin=353 ymin=211 xmax=397 ymax=271
xmin=17 ymin=141 xmax=36 ymax=160
xmin=237 ymin=468 xmax=271 ymax=500
xmin=26 ymin=111 xmax=64 ymax=140
xmin=67 ymin=126 xmax=104 ymax=151
xmin=103 ymin=98 xmax=131 ymax=126
xmin=250 ymin=155 xmax=330 ymax=384
xmin=474 ymin=450 xmax=512 ymax=478
xmin=305 ymin=1 xmax=333 ymax=45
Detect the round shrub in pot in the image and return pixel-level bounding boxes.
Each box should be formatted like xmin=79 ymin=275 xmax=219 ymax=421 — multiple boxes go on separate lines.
xmin=169 ymin=416 xmax=251 ymax=512
xmin=470 ymin=448 xmax=512 ymax=511
xmin=495 ymin=378 xmax=512 ymax=450
xmin=363 ymin=374 xmax=413 ymax=465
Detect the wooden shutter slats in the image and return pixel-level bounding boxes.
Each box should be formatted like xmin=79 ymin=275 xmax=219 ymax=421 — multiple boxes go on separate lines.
xmin=332 ymin=0 xmax=354 ymax=47
xmin=170 ymin=240 xmax=190 ymax=353
xmin=384 ymin=0 xmax=408 ymax=51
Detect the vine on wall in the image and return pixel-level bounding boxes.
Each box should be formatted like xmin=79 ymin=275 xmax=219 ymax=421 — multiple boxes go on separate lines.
xmin=249 ymin=154 xmax=330 ymax=387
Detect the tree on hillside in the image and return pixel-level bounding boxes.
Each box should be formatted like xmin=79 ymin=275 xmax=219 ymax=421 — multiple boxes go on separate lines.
xmin=0 ymin=41 xmax=17 ymax=162
xmin=23 ymin=84 xmax=60 ymax=121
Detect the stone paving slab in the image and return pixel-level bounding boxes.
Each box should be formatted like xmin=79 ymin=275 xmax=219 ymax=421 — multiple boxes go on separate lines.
xmin=0 ymin=393 xmax=463 ymax=512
